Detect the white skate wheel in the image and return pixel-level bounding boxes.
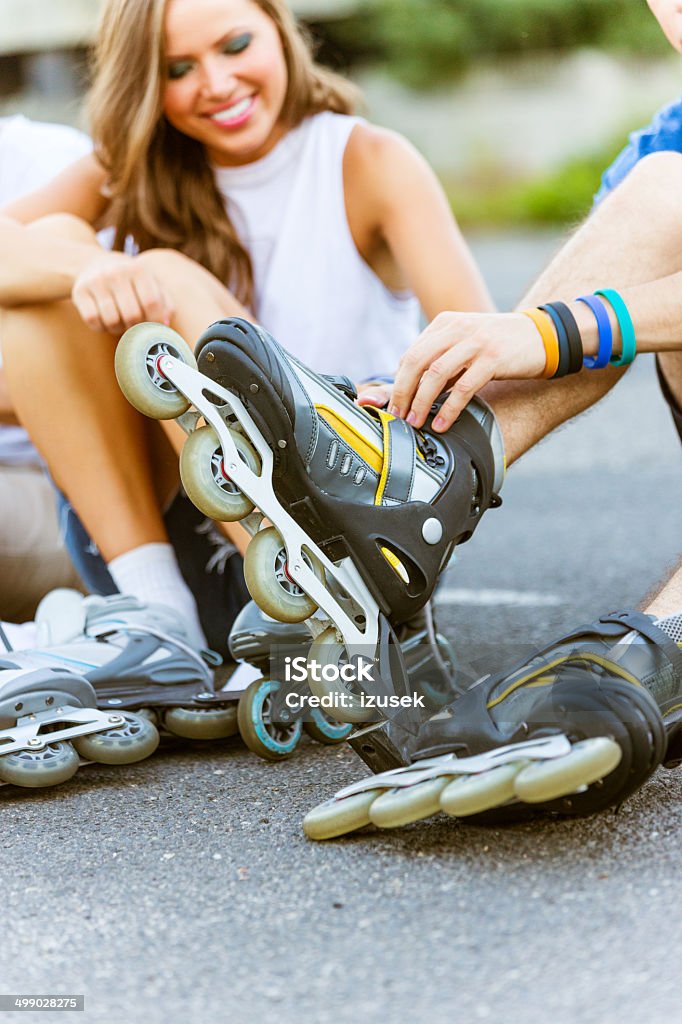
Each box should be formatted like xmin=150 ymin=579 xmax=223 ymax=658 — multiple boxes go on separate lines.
xmin=368 ymin=777 xmax=453 ymax=828
xmin=513 ymin=737 xmax=622 ymax=803
xmin=180 ymin=425 xmax=260 ymax=523
xmin=303 ymin=790 xmax=382 ymax=841
xmin=115 ymin=322 xmax=197 ymax=419
xmin=439 ymin=762 xmax=525 ymax=817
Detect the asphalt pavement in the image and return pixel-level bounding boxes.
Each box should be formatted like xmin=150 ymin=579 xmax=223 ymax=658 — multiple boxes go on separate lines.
xmin=2 ymin=230 xmax=681 ymax=1024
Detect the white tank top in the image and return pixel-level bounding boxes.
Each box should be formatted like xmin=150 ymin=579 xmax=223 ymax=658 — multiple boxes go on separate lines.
xmin=213 ymin=112 xmax=421 ymax=380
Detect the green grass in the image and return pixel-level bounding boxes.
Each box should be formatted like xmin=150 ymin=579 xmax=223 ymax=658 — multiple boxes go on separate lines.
xmin=445 ymin=141 xmax=627 ymax=228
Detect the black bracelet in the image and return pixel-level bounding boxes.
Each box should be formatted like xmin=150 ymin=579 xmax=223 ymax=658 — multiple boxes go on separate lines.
xmin=543 ymin=301 xmax=583 ymax=375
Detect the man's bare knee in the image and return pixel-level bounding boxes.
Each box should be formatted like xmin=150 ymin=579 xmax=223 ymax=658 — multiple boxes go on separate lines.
xmin=614 ymin=150 xmax=682 ymax=204
xmin=27 ymin=213 xmax=98 ymax=245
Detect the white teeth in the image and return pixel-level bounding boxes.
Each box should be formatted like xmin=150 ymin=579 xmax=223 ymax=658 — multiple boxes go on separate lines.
xmin=211 ymin=97 xmax=252 ymax=122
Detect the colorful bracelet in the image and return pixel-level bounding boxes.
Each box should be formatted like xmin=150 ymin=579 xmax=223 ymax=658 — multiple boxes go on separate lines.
xmin=594 ymin=288 xmax=637 ymax=367
xmin=522 ymin=308 xmax=559 ymax=379
xmin=539 ymin=304 xmax=570 ymax=378
xmin=542 ymin=301 xmax=583 ymax=375
xmin=576 ymin=294 xmax=613 ymax=369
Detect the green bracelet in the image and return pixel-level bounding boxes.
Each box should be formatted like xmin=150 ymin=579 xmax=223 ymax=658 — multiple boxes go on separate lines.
xmin=594 ymin=288 xmax=636 ymax=367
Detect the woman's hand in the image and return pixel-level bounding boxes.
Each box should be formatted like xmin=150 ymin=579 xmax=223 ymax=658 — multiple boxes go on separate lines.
xmin=71 ymin=251 xmax=175 ymax=335
xmin=389 ymin=311 xmax=547 ymax=432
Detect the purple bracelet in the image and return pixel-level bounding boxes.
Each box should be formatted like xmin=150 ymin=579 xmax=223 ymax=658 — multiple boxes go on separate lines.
xmin=576 ymin=294 xmax=613 ymax=369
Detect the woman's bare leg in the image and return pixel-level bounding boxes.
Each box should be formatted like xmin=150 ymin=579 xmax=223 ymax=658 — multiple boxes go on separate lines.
xmin=0 ymin=219 xmax=250 ymax=572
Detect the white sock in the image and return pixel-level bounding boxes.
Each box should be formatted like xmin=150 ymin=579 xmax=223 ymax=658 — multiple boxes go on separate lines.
xmin=108 ymin=543 xmax=206 ymax=648
xmin=0 ymin=621 xmax=39 ymax=651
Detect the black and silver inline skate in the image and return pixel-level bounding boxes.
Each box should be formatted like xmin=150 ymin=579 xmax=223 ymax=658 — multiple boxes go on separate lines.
xmin=114 ymin=317 xmax=503 ymax=735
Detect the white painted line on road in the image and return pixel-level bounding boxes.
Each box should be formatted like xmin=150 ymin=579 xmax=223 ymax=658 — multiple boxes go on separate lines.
xmin=436 ymin=588 xmax=563 ymax=607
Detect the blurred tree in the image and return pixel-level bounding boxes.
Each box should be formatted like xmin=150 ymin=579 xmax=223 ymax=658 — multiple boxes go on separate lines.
xmin=324 ymin=0 xmax=669 ymax=89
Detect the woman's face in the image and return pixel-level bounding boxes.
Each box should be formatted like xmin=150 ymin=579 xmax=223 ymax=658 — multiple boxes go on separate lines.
xmin=162 ymin=0 xmax=289 ymax=166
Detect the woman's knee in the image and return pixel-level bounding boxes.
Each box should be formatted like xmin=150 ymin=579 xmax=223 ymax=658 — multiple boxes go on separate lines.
xmin=27 ymin=213 xmax=98 ymax=245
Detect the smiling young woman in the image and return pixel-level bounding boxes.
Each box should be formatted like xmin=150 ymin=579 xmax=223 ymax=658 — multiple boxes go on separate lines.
xmin=0 ymin=0 xmax=493 ymax=654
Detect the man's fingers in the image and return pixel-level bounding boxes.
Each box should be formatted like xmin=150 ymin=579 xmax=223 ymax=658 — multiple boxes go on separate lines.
xmin=431 ymin=361 xmax=495 ymax=432
xmin=404 ymin=345 xmax=477 ymax=428
xmin=391 ymin=340 xmax=444 ymax=418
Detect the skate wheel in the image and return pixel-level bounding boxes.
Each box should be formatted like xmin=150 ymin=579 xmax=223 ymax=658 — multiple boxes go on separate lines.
xmin=162 ymin=703 xmax=239 ymax=740
xmin=306 ymin=627 xmax=374 ymax=724
xmin=440 ymin=762 xmax=525 ymax=817
xmin=135 ymin=707 xmax=159 ymax=727
xmin=513 ymin=737 xmax=622 ymax=804
xmin=0 ymin=741 xmax=80 ymax=789
xmin=180 ymin=425 xmax=261 ymax=523
xmin=244 ymin=527 xmax=325 ymax=624
xmin=303 ymin=710 xmax=353 ymax=745
xmin=72 ymin=711 xmax=159 ymax=765
xmin=237 ymin=678 xmax=302 ymax=760
xmin=303 ymin=789 xmax=382 ymax=841
xmin=369 ymin=777 xmax=452 ymax=829
xmin=115 ymin=322 xmax=197 ymax=419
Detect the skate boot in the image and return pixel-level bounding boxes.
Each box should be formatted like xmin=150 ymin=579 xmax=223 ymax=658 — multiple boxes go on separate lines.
xmin=0 ymin=661 xmax=158 ymax=790
xmin=115 ymin=318 xmax=503 ymax=730
xmin=229 ymin=599 xmax=458 ymax=761
xmin=29 ymin=590 xmax=238 ymax=742
xmin=303 ymin=610 xmax=681 ymax=839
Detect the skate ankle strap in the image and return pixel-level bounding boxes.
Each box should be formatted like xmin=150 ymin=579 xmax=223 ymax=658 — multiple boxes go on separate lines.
xmin=599 ymin=610 xmax=682 ymax=672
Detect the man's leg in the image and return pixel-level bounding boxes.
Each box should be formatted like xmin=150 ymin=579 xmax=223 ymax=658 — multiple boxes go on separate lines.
xmin=643 ymin=559 xmax=682 ymax=619
xmin=483 ymin=152 xmax=682 ymax=466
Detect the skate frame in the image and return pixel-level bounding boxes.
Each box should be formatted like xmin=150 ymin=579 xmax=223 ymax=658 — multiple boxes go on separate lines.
xmin=161 ymin=355 xmax=381 ymax=659
xmin=331 ymin=734 xmax=573 ymax=799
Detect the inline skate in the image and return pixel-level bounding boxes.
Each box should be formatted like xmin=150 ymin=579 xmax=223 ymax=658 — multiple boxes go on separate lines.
xmin=114 ymin=317 xmax=503 ymax=736
xmin=303 ymin=610 xmax=681 ymax=838
xmin=229 ymin=599 xmax=457 ymax=761
xmin=0 ymin=590 xmax=238 ymax=791
xmin=0 ymin=661 xmax=160 ymax=790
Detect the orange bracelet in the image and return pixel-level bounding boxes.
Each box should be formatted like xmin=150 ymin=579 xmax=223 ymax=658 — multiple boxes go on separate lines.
xmin=522 ymin=308 xmax=559 ymax=379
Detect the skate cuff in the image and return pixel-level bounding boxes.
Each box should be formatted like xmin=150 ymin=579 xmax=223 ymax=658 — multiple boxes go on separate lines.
xmin=522 ymin=308 xmax=560 ymax=378
xmin=594 ymin=289 xmax=637 ymax=367
xmin=576 ymin=294 xmax=613 ymax=368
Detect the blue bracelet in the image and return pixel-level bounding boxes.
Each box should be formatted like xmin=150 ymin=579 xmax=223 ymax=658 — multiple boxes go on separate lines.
xmin=576 ymin=294 xmax=613 ymax=369
xmin=594 ymin=289 xmax=637 ymax=367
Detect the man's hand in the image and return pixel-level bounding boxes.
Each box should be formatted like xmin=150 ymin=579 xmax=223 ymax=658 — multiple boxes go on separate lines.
xmin=71 ymin=251 xmax=175 ymax=336
xmin=389 ymin=311 xmax=546 ymax=432
xmin=648 ymin=0 xmax=682 ymax=52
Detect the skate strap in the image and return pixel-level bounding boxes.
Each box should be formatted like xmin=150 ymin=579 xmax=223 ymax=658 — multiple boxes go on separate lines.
xmin=375 ymin=412 xmax=417 ymax=506
xmin=598 ymin=611 xmax=682 ymax=671
xmin=321 ymin=374 xmax=357 ymax=402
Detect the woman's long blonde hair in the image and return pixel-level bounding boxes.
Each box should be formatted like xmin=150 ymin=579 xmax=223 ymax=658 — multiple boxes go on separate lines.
xmin=88 ymin=0 xmax=360 ymax=308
